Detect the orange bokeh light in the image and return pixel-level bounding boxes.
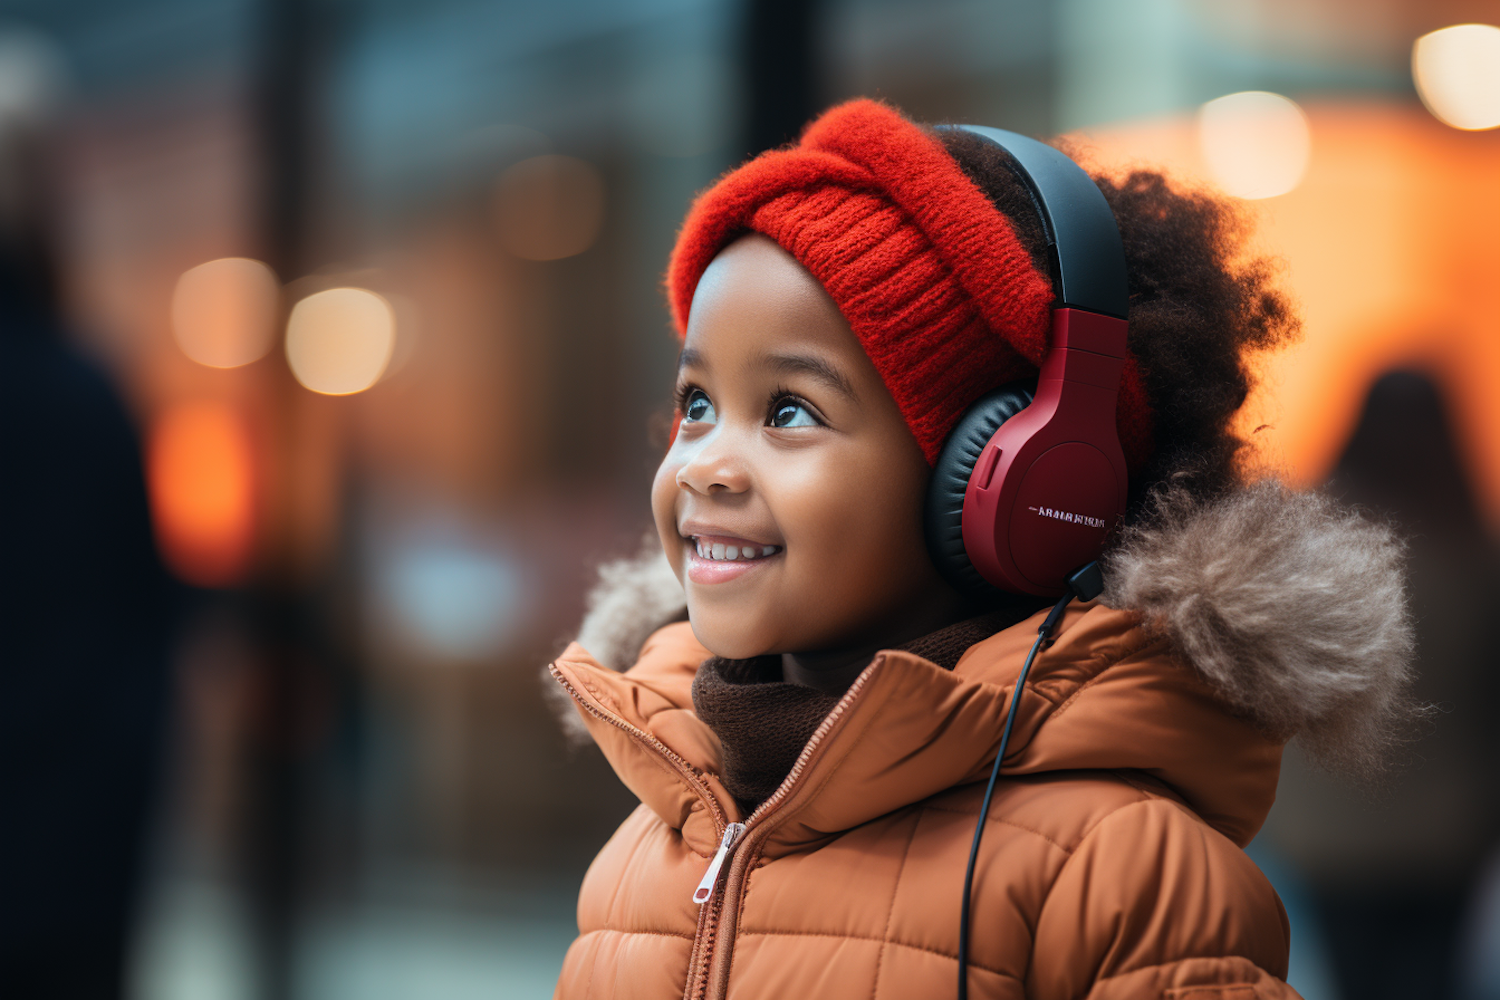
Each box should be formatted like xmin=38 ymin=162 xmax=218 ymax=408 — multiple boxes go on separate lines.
xmin=285 ymin=287 xmax=396 ymax=395
xmin=1197 ymin=91 xmax=1311 ymax=199
xmin=1413 ymin=24 xmax=1500 ymax=131
xmin=171 ymin=257 xmax=280 ymax=368
xmin=146 ymin=401 xmax=256 ymax=587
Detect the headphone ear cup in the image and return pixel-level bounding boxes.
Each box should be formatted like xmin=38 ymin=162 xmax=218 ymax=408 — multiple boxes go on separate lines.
xmin=924 ymin=381 xmax=1035 ymax=598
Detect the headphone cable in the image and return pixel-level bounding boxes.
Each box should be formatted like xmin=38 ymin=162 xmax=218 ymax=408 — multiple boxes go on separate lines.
xmin=957 ymin=562 xmax=1101 ymax=1000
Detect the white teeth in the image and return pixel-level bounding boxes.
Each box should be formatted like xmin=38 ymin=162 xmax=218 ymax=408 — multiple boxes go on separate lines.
xmin=691 ymin=538 xmax=781 ymax=561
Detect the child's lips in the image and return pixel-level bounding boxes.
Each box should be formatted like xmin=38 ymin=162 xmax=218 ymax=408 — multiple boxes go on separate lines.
xmin=682 ymin=532 xmax=783 ymax=585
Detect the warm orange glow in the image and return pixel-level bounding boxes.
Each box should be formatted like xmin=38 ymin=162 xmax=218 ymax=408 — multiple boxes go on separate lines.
xmin=492 ymin=154 xmax=605 ymax=261
xmin=1197 ymin=92 xmax=1311 ymax=199
xmin=171 ymin=257 xmax=280 ymax=368
xmin=147 ymin=401 xmax=256 ymax=587
xmin=1082 ymin=102 xmax=1500 ymax=527
xmin=1413 ymin=24 xmax=1500 ymax=131
xmin=285 ymin=287 xmax=396 ymax=395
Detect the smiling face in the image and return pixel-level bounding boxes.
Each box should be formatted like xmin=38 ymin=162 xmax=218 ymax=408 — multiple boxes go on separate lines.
xmin=652 ymin=234 xmax=966 ymax=662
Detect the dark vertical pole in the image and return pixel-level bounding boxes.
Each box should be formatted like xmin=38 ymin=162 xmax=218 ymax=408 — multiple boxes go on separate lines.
xmin=740 ymin=0 xmax=823 ymax=159
xmin=261 ymin=0 xmax=312 ymax=281
xmin=249 ymin=2 xmax=316 ymax=999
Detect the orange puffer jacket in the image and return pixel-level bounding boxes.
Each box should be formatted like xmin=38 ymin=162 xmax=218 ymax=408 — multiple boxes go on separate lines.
xmin=549 ymin=483 xmax=1414 ymax=1000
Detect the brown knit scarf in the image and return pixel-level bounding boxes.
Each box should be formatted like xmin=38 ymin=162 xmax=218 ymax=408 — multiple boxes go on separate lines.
xmin=690 ymin=604 xmax=1045 ymax=815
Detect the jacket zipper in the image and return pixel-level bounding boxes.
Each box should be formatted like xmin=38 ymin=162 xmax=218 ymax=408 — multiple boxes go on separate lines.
xmin=548 ymin=665 xmax=728 ymax=832
xmin=693 ymin=823 xmax=746 ymax=903
xmin=552 ymin=656 xmax=882 ymax=1000
xmin=685 ymin=661 xmax=885 ymax=1000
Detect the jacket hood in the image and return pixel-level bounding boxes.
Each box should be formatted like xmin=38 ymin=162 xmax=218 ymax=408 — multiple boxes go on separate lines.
xmin=552 ymin=480 xmax=1416 ymax=846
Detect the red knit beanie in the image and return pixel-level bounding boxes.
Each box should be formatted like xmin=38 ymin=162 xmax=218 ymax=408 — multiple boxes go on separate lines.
xmin=666 ymin=98 xmax=1154 ymax=470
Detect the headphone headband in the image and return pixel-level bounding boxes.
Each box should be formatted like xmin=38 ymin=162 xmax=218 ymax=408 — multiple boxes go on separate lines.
xmin=940 ymin=125 xmax=1129 ymax=319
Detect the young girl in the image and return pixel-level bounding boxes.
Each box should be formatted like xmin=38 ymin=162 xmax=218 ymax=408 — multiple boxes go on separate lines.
xmin=548 ymin=99 xmax=1415 ymax=1000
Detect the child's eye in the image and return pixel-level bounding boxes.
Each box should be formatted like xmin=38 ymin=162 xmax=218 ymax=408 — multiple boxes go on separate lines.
xmin=770 ymin=398 xmax=818 ymax=428
xmin=682 ymin=389 xmax=717 ymax=425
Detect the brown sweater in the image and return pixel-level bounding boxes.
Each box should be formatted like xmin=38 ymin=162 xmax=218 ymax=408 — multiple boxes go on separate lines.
xmin=690 ymin=605 xmax=1044 ymax=813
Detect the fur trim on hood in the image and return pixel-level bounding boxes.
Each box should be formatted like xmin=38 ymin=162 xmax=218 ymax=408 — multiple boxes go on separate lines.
xmin=555 ymin=481 xmax=1419 ymax=775
xmin=574 ymin=534 xmax=687 ymax=672
xmin=1102 ymin=479 xmax=1419 ymax=776
xmin=545 ymin=535 xmax=687 ymax=745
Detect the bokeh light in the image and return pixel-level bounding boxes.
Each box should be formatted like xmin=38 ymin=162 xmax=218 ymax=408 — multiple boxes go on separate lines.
xmin=492 ymin=154 xmax=604 ymax=261
xmin=171 ymin=257 xmax=280 ymax=368
xmin=1412 ymin=24 xmax=1500 ymax=131
xmin=0 ymin=28 xmax=68 ymax=125
xmin=285 ymin=287 xmax=396 ymax=395
xmin=146 ymin=401 xmax=256 ymax=587
xmin=1197 ymin=91 xmax=1312 ymax=199
xmin=378 ymin=539 xmax=522 ymax=661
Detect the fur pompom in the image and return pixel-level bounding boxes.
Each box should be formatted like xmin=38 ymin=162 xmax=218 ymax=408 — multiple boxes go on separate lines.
xmin=1102 ymin=479 xmax=1420 ymax=776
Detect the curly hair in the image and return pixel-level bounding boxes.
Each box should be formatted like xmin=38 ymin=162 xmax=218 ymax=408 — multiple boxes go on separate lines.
xmin=933 ymin=129 xmax=1300 ymax=509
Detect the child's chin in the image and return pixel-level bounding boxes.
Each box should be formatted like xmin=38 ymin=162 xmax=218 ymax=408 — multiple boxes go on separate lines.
xmin=688 ymin=615 xmax=778 ymax=662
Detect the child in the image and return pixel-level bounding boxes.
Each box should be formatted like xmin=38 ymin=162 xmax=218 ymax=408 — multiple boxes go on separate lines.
xmin=548 ymin=99 xmax=1415 ymax=1000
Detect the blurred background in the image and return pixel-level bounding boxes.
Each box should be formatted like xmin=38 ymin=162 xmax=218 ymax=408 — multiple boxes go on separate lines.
xmin=1 ymin=0 xmax=1498 ymax=997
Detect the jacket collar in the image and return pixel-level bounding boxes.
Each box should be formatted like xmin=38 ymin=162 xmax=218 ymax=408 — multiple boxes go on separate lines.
xmin=552 ymin=603 xmax=1283 ymax=856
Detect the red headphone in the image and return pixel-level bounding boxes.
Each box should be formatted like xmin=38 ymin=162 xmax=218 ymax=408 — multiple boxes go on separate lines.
xmin=923 ymin=126 xmax=1130 ymax=598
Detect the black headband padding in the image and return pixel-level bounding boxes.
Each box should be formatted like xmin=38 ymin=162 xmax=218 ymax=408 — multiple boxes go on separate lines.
xmin=924 ymin=381 xmax=1035 ymax=598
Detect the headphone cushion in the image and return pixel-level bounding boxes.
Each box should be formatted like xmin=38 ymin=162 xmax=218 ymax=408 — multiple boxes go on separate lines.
xmin=923 ymin=382 xmax=1035 ymax=597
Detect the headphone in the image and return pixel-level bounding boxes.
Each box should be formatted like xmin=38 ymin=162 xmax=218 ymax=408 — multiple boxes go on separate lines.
xmin=919 ymin=127 xmax=1131 ymax=1000
xmin=923 ymin=125 xmax=1130 ymax=598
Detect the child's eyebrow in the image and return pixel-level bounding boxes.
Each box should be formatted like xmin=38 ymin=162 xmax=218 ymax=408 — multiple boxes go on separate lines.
xmin=677 ymin=346 xmax=706 ymax=371
xmin=762 ymin=351 xmax=858 ymax=402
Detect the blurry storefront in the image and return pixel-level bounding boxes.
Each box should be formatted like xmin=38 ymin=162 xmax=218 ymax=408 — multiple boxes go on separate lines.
xmin=1 ymin=1 xmax=1498 ymax=998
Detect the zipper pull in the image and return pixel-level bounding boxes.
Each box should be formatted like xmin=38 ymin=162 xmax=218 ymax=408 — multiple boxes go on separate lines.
xmin=692 ymin=822 xmax=746 ymax=904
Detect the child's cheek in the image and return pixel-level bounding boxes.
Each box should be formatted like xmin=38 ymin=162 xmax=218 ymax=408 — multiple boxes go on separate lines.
xmin=650 ymin=457 xmax=687 ymax=580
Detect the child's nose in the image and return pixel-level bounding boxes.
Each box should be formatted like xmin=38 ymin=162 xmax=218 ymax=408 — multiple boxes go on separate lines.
xmin=675 ymin=432 xmax=750 ymax=496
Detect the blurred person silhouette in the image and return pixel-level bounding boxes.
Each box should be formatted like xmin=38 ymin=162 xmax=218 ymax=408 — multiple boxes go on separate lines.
xmin=0 ymin=30 xmax=177 ymax=1000
xmin=1262 ymin=370 xmax=1500 ymax=1000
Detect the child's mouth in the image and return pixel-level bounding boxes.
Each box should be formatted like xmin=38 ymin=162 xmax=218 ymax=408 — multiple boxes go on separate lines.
xmin=684 ymin=534 xmax=782 ymax=584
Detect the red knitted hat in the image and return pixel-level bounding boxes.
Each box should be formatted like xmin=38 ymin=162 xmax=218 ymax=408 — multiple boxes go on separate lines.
xmin=666 ymin=98 xmax=1154 ymax=470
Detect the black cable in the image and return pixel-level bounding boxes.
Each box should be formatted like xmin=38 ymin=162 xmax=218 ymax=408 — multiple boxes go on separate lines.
xmin=957 ymin=561 xmax=1101 ymax=999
